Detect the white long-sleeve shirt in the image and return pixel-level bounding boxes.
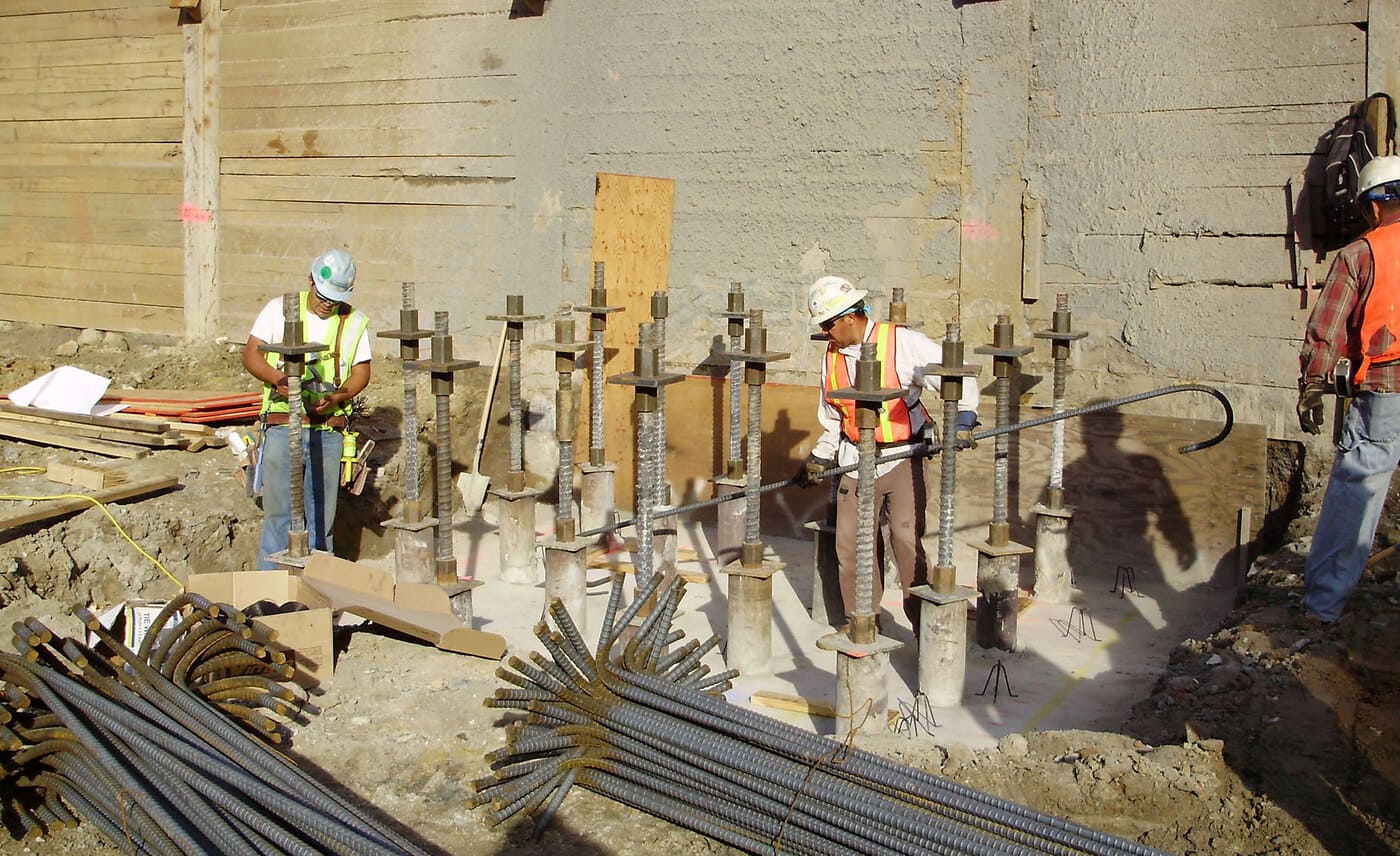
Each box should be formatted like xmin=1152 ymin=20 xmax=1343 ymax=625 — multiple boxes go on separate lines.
xmin=811 ymin=319 xmax=981 ymax=476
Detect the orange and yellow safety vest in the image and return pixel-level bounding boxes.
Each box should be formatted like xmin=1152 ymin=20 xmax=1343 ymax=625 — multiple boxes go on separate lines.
xmin=823 ymin=321 xmax=926 ymax=443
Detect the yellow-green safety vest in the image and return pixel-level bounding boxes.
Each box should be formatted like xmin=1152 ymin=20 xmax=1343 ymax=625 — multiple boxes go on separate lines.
xmin=260 ymin=291 xmax=370 ymax=425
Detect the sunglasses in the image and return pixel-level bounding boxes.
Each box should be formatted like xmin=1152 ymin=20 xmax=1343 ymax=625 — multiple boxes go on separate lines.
xmin=312 ymin=291 xmax=344 ymax=308
xmin=820 ymin=307 xmax=857 ymax=332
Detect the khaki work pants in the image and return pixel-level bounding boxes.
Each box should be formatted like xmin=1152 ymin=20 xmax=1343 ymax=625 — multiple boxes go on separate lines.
xmin=834 ymin=457 xmax=929 ymax=624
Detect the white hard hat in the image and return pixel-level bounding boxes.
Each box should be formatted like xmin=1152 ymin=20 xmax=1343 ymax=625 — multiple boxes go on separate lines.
xmin=1359 ymin=156 xmax=1400 ymax=202
xmin=310 ymin=249 xmax=356 ymax=302
xmin=807 ymin=276 xmax=868 ymax=325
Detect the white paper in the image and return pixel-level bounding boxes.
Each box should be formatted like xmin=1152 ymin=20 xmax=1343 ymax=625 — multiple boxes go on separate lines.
xmin=7 ymin=366 xmax=118 ymax=415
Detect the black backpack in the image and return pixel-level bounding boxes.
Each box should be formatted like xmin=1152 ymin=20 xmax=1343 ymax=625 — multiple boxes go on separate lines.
xmin=1319 ymin=93 xmax=1395 ymax=251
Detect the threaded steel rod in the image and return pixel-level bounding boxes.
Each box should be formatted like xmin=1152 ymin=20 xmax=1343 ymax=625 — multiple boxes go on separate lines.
xmin=743 ymin=381 xmax=761 ymax=546
xmin=635 ymin=409 xmax=658 ymax=590
xmin=855 ymin=424 xmax=877 ymax=619
xmin=1048 ymin=293 xmax=1069 ymax=502
xmin=938 ymin=394 xmax=959 ymax=570
xmin=509 ymin=336 xmax=523 ymax=476
xmin=401 ymin=284 xmax=422 ymax=507
xmin=433 ymin=312 xmax=453 ymax=568
xmin=992 ymin=342 xmax=1012 ymax=532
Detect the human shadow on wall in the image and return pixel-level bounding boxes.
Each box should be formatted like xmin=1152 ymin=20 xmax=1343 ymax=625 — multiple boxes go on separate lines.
xmin=1062 ymin=407 xmax=1197 ymax=598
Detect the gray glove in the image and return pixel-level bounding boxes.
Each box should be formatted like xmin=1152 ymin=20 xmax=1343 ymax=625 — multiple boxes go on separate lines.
xmin=1296 ymin=382 xmax=1326 ymax=435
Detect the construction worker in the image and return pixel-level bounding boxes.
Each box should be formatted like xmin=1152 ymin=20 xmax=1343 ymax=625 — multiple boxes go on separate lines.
xmin=798 ymin=275 xmax=980 ymax=630
xmin=1297 ymin=155 xmax=1400 ymax=627
xmin=242 ymin=249 xmax=373 ymax=570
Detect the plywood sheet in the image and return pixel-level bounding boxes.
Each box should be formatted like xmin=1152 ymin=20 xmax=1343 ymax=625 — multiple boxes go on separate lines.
xmin=584 ymin=173 xmax=676 ymax=508
xmin=955 ymin=407 xmax=1266 ymax=589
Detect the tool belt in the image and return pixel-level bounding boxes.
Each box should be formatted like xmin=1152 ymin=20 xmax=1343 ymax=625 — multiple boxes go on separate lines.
xmin=261 ymin=412 xmax=348 ymax=430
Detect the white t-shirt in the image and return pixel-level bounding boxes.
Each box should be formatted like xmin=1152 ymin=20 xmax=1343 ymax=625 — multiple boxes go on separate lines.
xmin=249 ymin=295 xmax=373 ymax=371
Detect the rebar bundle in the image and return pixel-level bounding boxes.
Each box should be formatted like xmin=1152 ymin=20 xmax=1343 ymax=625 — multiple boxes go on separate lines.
xmin=1 ymin=597 xmax=428 ymax=855
xmin=474 ymin=578 xmax=1166 ymax=856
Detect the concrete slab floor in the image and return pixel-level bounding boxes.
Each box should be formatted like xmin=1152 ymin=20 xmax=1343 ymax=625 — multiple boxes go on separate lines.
xmin=402 ymin=499 xmax=1238 ymax=750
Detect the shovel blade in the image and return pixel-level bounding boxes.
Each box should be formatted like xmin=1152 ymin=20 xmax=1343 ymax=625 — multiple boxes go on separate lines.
xmin=458 ymin=470 xmax=490 ymax=514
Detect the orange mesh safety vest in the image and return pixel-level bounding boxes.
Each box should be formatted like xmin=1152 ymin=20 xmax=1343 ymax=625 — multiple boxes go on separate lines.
xmin=1357 ymin=220 xmax=1400 ymax=382
xmin=824 ymin=321 xmax=925 ymax=443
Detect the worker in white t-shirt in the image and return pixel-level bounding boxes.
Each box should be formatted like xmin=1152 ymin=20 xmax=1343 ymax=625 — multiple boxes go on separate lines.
xmin=241 ymin=249 xmax=373 ymax=569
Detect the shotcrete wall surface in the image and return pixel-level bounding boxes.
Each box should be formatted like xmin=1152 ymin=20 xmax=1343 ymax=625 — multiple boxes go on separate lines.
xmin=506 ymin=0 xmax=1363 ymax=460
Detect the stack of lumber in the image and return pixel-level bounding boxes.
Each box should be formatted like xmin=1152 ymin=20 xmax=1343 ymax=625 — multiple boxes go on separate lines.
xmin=98 ymin=389 xmax=261 ymax=424
xmin=0 ymin=402 xmax=223 ymax=458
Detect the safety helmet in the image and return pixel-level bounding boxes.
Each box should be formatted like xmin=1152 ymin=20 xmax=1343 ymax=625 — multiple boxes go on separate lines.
xmin=310 ymin=249 xmax=356 ymax=302
xmin=807 ymin=276 xmax=868 ymax=325
xmin=1358 ymin=156 xmax=1400 ymax=202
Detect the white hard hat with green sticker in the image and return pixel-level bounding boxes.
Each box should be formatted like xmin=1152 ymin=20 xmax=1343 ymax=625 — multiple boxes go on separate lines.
xmin=310 ymin=249 xmax=356 ymax=302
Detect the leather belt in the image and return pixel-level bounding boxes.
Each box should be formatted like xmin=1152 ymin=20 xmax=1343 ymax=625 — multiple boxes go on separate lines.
xmin=262 ymin=412 xmax=347 ymax=429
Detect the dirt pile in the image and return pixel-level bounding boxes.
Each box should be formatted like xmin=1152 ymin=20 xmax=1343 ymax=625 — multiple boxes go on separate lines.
xmin=0 ymin=321 xmax=1397 ymax=855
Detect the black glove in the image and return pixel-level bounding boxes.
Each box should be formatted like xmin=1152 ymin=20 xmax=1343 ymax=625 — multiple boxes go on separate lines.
xmin=1296 ymin=382 xmax=1327 ymax=435
xmin=796 ymin=454 xmax=832 ymax=488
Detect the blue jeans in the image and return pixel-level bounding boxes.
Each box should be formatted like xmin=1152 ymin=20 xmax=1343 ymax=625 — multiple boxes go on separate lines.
xmin=258 ymin=425 xmax=344 ymax=570
xmin=1303 ymin=392 xmax=1400 ymax=622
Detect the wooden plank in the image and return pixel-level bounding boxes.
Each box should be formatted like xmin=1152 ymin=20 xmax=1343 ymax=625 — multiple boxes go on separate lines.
xmin=749 ymin=691 xmax=837 ymax=720
xmin=0 ymin=241 xmax=182 ymax=277
xmin=0 ymin=421 xmax=150 ymax=459
xmin=0 ymin=1 xmax=160 ymax=16
xmin=224 ymin=0 xmax=504 ymax=24
xmin=0 ymin=4 xmax=171 ymax=45
xmin=220 ymin=75 xmax=516 ymax=110
xmin=220 ymin=125 xmax=506 ymax=159
xmin=222 ymin=155 xmax=515 ymax=181
xmin=0 ymin=88 xmax=181 ymax=122
xmin=0 ymin=62 xmax=182 ymax=97
xmin=0 ymin=415 xmax=183 ymax=448
xmin=181 ymin=7 xmax=219 ymax=341
xmin=0 ymin=476 xmax=179 ymax=532
xmin=222 ymin=174 xmax=511 ymax=208
xmin=2 ymin=117 xmax=183 ymax=145
xmin=0 ymin=216 xmax=182 ymax=250
xmin=222 ymin=53 xmax=512 ymax=88
xmin=0 ymin=402 xmax=171 ymax=434
xmin=0 ymin=192 xmax=177 ymax=223
xmin=0 ymin=294 xmax=181 ymax=335
xmin=0 ymin=142 xmax=181 ymax=168
xmin=45 ymin=460 xmax=130 ymax=490
xmin=0 ymin=34 xmax=182 ymax=69
xmin=0 ymin=166 xmax=179 ymax=197
xmin=585 ymin=173 xmax=677 ymax=509
xmin=0 ymin=265 xmax=181 ymax=307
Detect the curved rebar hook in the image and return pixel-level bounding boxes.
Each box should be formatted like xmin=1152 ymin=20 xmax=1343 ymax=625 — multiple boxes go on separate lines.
xmin=964 ymin=382 xmax=1235 ymax=455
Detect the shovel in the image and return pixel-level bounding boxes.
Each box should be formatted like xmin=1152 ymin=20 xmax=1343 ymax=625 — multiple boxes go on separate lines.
xmin=459 ymin=322 xmax=506 ymax=515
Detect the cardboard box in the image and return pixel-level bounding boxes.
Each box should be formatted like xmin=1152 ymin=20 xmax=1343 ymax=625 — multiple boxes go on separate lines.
xmin=91 ymin=599 xmax=168 ymax=652
xmin=185 ymin=570 xmax=334 ymax=689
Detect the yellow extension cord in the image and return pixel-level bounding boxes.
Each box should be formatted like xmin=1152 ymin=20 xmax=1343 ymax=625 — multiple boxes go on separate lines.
xmin=0 ymin=466 xmax=179 ymax=586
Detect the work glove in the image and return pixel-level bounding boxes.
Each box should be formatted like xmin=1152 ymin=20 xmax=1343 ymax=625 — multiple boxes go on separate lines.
xmin=1296 ymin=382 xmax=1327 ymax=435
xmin=796 ymin=454 xmax=833 ymax=488
xmin=955 ymin=411 xmax=978 ymax=450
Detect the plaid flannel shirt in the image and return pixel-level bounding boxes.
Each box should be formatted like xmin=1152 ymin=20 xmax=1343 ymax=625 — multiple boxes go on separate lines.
xmin=1301 ymin=213 xmax=1400 ymax=394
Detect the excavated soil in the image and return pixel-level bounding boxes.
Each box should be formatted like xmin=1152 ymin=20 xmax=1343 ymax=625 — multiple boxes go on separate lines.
xmin=0 ymin=319 xmax=1397 ymax=855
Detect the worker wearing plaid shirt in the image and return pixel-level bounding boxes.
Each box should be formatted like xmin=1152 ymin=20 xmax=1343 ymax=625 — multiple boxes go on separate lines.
xmin=1297 ymin=155 xmax=1400 ymax=625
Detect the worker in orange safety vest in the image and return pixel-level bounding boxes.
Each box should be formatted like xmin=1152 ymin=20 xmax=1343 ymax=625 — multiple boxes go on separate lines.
xmin=798 ymin=275 xmax=980 ymax=632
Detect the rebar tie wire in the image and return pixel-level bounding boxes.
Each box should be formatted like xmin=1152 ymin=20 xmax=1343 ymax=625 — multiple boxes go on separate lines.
xmin=577 ymin=382 xmax=1233 ymax=540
